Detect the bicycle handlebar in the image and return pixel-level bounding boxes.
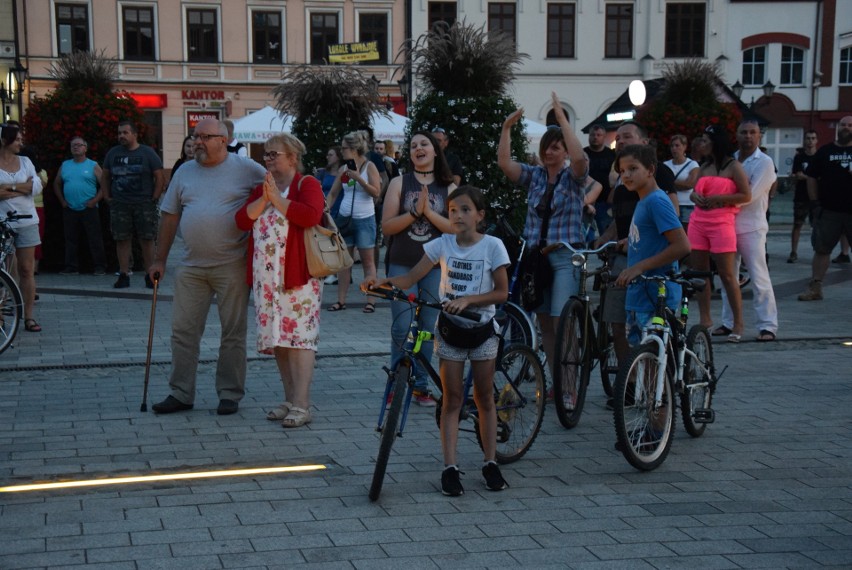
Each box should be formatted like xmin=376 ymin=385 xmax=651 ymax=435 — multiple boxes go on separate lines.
xmin=631 ymin=269 xmax=713 ymax=291
xmin=544 ymin=240 xmax=618 ymax=256
xmin=3 ymin=211 xmax=33 ymax=223
xmin=364 ymin=285 xmax=482 ymax=322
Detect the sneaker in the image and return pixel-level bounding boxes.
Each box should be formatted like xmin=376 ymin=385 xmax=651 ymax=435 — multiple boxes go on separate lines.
xmin=832 ymin=253 xmax=851 ymax=264
xmin=115 ymin=270 xmax=133 ymax=276
xmin=786 ymin=252 xmax=797 ymax=263
xmin=797 ymin=279 xmax=823 ymax=301
xmin=113 ymin=273 xmax=130 ymax=289
xmin=144 ymin=274 xmax=155 ymax=289
xmin=413 ymin=391 xmax=437 ymax=407
xmin=441 ymin=466 xmax=464 ymax=496
xmin=482 ymin=462 xmax=508 ymax=491
xmin=59 ymin=268 xmax=78 ymax=276
xmin=93 ymin=267 xmax=106 ymax=276
xmin=324 ymin=275 xmax=338 ymax=285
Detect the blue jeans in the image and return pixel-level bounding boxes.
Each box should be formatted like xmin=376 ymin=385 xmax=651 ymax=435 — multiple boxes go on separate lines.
xmin=539 ymin=247 xmax=581 ymax=317
xmin=388 ymin=263 xmax=441 ymax=391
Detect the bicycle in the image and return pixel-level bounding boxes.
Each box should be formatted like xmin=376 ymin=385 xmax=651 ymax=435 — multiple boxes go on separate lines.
xmin=365 ymin=285 xmax=546 ymax=501
xmin=0 ymin=211 xmax=29 ymax=355
xmin=550 ymin=240 xmax=618 ymax=429
xmin=612 ymin=270 xmax=725 ymax=471
xmin=488 ymin=214 xmax=537 ymax=351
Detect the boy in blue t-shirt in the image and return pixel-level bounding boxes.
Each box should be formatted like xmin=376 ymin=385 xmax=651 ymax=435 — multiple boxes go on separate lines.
xmin=614 ymin=145 xmax=691 ymax=344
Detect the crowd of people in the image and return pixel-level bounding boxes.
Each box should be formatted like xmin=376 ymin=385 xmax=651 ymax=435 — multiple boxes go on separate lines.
xmin=1 ymin=106 xmax=850 ymax=496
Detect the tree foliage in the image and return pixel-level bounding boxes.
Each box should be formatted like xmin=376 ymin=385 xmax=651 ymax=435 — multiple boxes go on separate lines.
xmin=273 ymin=65 xmax=385 ymax=172
xmin=637 ymin=59 xmax=743 ymax=158
xmin=402 ymin=20 xmax=528 ymax=97
xmin=401 ymin=21 xmax=530 ymax=228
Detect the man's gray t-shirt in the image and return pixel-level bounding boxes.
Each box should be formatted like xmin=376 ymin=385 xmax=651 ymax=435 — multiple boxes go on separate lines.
xmin=162 ymin=154 xmax=266 ymax=267
xmin=104 ymin=144 xmax=163 ymax=203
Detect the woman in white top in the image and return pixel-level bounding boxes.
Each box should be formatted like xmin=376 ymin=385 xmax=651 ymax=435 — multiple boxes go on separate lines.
xmin=326 ymin=130 xmax=382 ymax=312
xmin=664 ymin=134 xmax=700 ymax=230
xmin=0 ymin=123 xmax=43 ymax=332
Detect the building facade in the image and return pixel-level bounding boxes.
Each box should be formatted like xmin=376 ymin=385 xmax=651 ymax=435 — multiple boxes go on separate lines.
xmin=1 ymin=0 xmax=406 ymax=163
xmin=1 ymin=0 xmax=850 ymax=174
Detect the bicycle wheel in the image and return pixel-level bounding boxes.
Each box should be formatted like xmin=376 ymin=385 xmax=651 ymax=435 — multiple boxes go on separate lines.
xmin=553 ymin=299 xmax=590 ymax=429
xmin=476 ymin=344 xmax=546 ymax=464
xmin=369 ymin=362 xmax=410 ymax=501
xmin=501 ymin=302 xmax=536 ymax=349
xmin=680 ymin=325 xmax=714 ymax=438
xmin=613 ymin=344 xmax=675 ymax=471
xmin=0 ymin=270 xmax=22 ymax=355
xmin=598 ymin=322 xmax=618 ymax=398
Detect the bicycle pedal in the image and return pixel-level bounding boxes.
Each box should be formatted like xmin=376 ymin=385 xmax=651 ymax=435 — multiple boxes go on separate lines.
xmin=693 ymin=408 xmax=715 ymax=423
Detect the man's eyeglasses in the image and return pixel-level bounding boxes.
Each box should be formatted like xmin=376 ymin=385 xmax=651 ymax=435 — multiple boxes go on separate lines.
xmin=191 ymin=134 xmax=224 ymax=142
xmin=263 ymin=151 xmax=285 ymax=160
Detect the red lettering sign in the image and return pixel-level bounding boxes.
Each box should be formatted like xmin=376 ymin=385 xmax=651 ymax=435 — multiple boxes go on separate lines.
xmin=181 ymin=90 xmax=226 ymax=101
xmin=186 ymin=110 xmax=221 ymax=129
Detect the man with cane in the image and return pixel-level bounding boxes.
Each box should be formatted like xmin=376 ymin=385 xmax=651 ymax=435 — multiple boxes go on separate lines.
xmin=146 ymin=119 xmax=265 ymax=415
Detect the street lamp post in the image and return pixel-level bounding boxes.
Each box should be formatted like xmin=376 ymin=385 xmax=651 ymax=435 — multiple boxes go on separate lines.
xmin=396 ymin=74 xmax=410 ymax=115
xmin=10 ymin=58 xmax=28 ymax=119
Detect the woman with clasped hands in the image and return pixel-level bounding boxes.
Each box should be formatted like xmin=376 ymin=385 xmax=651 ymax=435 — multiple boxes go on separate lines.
xmin=497 ymin=92 xmax=587 ymax=383
xmin=235 ymin=134 xmax=325 ymax=428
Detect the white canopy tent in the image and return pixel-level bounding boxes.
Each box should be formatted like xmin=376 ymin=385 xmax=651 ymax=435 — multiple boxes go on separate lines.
xmin=232 ymin=106 xmax=408 ymax=145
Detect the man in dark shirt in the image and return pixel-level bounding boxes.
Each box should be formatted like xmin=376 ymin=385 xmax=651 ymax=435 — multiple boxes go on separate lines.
xmin=788 ymin=131 xmax=818 ymax=263
xmin=432 ymin=127 xmax=464 ymax=186
xmin=584 ymin=124 xmax=616 ymax=236
xmin=798 ymin=115 xmax=852 ymax=301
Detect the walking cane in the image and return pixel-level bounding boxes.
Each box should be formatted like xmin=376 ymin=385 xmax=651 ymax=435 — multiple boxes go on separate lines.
xmin=140 ymin=272 xmax=160 ymax=412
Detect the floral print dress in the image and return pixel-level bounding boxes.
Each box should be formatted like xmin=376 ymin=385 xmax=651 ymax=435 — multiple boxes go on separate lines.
xmin=252 ymin=194 xmax=323 ymax=354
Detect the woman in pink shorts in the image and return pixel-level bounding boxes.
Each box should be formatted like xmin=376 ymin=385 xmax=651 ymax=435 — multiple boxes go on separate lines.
xmin=687 ymin=126 xmax=751 ymax=342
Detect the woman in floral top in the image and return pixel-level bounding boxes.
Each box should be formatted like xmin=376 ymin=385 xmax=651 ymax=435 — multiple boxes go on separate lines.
xmin=235 ymin=134 xmax=324 ymax=428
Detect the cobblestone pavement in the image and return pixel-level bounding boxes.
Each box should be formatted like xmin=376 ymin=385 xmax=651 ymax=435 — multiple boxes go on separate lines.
xmin=1 ymin=226 xmax=850 ymax=568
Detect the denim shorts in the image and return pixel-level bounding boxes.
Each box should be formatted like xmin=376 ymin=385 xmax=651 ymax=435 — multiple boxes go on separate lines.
xmin=343 ymin=215 xmax=376 ymax=249
xmin=435 ymin=330 xmax=499 ymax=362
xmin=12 ymin=223 xmax=41 ymax=248
xmin=538 ymin=247 xmax=580 ymax=317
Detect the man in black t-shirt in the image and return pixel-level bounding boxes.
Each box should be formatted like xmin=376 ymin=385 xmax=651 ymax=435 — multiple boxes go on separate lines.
xmin=432 ymin=127 xmax=464 ymax=186
xmin=788 ymin=131 xmax=818 ymax=263
xmin=584 ymin=124 xmax=616 ymax=235
xmin=798 ymin=115 xmax=852 ymax=301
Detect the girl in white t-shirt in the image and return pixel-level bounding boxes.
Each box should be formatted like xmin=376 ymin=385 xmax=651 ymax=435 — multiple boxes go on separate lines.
xmin=364 ymin=186 xmax=510 ymax=497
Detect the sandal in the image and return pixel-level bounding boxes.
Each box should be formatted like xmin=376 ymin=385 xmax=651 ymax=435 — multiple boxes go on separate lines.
xmin=712 ymin=325 xmax=732 ymax=337
xmin=327 ymin=302 xmax=347 ymax=312
xmin=24 ymin=319 xmax=42 ymax=333
xmin=266 ymin=402 xmax=292 ymax=421
xmin=363 ymin=302 xmax=376 ymax=314
xmin=281 ymin=406 xmax=312 ymax=428
xmin=756 ymin=330 xmax=776 ymax=342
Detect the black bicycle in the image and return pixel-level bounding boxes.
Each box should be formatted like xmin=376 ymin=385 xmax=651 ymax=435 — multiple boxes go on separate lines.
xmin=365 ymin=285 xmax=546 ymax=501
xmin=551 ymin=241 xmax=618 ymax=429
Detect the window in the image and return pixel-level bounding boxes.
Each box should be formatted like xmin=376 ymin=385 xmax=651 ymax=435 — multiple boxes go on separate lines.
xmin=841 ymin=47 xmax=852 ymax=85
xmin=742 ymin=46 xmax=766 ymax=85
xmin=488 ymin=3 xmax=516 ymax=45
xmin=428 ymin=2 xmax=457 ymax=30
xmin=123 ymin=6 xmax=155 ymax=61
xmin=359 ymin=13 xmax=388 ymax=65
xmin=187 ymin=9 xmax=218 ymax=62
xmin=310 ymin=12 xmax=339 ymax=64
xmin=252 ymin=11 xmax=283 ymax=63
xmin=56 ymin=3 xmax=89 ymax=54
xmin=547 ymin=3 xmax=576 ymax=58
xmin=780 ymin=45 xmax=804 ymax=85
xmin=665 ymin=2 xmax=705 ymax=58
xmin=605 ymin=3 xmax=633 ymax=58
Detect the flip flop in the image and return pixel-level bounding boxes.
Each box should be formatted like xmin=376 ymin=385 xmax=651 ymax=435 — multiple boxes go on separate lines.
xmin=363 ymin=303 xmax=376 ymax=313
xmin=327 ymin=302 xmax=347 ymax=312
xmin=24 ymin=319 xmax=42 ymax=332
xmin=712 ymin=325 xmax=732 ymax=336
xmin=756 ymin=330 xmax=776 ymax=342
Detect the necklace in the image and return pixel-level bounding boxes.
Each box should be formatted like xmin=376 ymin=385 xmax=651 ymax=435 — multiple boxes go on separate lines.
xmin=413 ymin=169 xmax=434 ymax=175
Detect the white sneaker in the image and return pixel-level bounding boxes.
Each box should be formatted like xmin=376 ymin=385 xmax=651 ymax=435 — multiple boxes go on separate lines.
xmin=324 ymin=275 xmax=338 ymax=285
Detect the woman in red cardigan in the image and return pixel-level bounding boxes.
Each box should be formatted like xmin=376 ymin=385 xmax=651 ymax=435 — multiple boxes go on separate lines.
xmin=235 ymin=134 xmax=324 ymax=428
